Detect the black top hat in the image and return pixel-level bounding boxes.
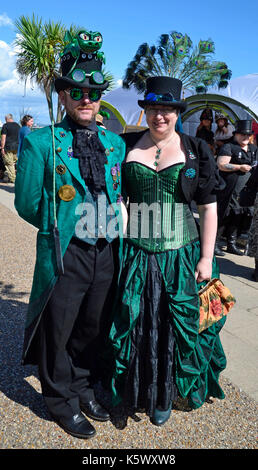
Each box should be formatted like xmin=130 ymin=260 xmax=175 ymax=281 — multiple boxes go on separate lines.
xmin=234 ymin=120 xmax=254 ymax=135
xmin=138 ymin=76 xmax=187 ymax=112
xmin=55 ymin=30 xmax=109 ymax=93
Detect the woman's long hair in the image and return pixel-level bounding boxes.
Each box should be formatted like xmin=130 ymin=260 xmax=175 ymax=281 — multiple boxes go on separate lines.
xmin=21 ymin=114 xmax=33 ymax=126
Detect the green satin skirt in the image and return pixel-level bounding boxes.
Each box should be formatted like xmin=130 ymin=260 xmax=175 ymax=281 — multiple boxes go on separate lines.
xmin=107 ymin=239 xmax=227 ymax=413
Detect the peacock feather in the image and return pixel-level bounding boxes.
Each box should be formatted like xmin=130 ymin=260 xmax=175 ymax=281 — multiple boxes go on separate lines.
xmin=123 ymin=31 xmax=231 ymax=95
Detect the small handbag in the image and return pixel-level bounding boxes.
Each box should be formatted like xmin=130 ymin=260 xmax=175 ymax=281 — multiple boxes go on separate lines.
xmin=198 ymin=278 xmax=236 ymax=333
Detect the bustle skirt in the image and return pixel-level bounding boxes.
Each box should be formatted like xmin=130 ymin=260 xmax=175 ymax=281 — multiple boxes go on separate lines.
xmin=108 ymin=240 xmax=227 ymax=417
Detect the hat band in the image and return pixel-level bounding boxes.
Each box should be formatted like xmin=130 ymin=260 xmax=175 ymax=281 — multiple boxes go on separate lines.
xmin=145 ymin=92 xmax=176 ymax=103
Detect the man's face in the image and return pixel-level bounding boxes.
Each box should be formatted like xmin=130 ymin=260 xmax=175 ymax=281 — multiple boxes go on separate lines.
xmin=59 ymin=87 xmax=101 ymax=126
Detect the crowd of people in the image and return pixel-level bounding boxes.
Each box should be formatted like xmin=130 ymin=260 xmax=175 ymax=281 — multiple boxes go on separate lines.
xmin=1 ymin=29 xmax=257 ymax=440
xmin=194 ymin=107 xmax=258 ymax=267
xmin=0 ymin=113 xmax=33 ymax=183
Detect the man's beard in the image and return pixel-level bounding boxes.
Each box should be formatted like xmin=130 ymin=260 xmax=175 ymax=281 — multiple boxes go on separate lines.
xmin=69 ymin=107 xmax=97 ymax=126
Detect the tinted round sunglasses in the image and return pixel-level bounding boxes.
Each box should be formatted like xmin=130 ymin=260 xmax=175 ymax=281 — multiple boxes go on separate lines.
xmin=64 ymin=88 xmax=101 ymax=102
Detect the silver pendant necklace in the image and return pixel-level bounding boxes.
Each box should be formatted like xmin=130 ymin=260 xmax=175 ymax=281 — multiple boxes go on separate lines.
xmin=149 ymin=132 xmax=176 ymax=169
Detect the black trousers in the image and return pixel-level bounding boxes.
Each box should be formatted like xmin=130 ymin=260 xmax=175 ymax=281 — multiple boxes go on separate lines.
xmin=38 ymin=237 xmax=114 ymax=420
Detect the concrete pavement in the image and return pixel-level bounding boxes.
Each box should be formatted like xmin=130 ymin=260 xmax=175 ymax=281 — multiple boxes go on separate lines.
xmin=1 ymin=181 xmax=257 ymax=402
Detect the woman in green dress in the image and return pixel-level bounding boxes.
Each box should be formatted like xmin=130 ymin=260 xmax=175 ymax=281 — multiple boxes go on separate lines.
xmin=106 ymin=77 xmax=227 ymax=427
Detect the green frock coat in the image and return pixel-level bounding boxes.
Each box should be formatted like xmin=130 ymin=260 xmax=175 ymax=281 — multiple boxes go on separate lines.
xmin=15 ymin=116 xmax=126 ymax=365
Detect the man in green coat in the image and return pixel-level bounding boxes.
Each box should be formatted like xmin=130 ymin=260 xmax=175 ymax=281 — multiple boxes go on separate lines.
xmin=15 ymin=31 xmax=126 ymax=439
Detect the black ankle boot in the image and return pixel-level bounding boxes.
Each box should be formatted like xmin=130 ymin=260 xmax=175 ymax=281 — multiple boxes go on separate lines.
xmin=227 ymin=236 xmax=244 ymax=256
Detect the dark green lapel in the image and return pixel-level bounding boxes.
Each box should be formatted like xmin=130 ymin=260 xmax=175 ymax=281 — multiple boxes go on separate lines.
xmin=53 ymin=118 xmax=122 ymax=197
xmin=53 ymin=118 xmax=86 ymax=189
xmin=98 ymin=129 xmax=122 ymax=202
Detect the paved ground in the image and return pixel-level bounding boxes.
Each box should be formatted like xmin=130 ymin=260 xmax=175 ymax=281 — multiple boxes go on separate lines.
xmin=0 ymin=182 xmax=257 ymax=454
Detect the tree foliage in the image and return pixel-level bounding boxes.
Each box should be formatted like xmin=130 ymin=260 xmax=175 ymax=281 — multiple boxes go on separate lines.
xmin=123 ymin=31 xmax=232 ymax=94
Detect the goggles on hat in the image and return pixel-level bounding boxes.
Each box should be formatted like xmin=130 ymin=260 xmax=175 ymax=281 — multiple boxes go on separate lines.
xmin=71 ymin=69 xmax=105 ymax=85
xmin=145 ymin=92 xmax=175 ymax=102
xmin=65 ymin=88 xmax=101 ymax=102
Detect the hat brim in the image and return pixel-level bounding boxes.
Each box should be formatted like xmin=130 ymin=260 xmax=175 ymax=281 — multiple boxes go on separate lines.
xmin=55 ymin=76 xmax=109 ymax=93
xmin=233 ymin=130 xmax=254 ymax=135
xmin=138 ymin=99 xmax=187 ymax=112
xmin=215 ymin=117 xmax=228 ymax=122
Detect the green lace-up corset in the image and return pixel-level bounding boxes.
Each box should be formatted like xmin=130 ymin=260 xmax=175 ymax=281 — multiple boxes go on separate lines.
xmin=124 ymin=162 xmax=199 ymax=252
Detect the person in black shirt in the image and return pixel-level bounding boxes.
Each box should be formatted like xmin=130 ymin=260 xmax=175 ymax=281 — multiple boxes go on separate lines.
xmin=0 ymin=113 xmax=20 ymax=183
xmin=215 ymin=120 xmax=258 ymax=255
xmin=196 ymin=108 xmax=215 ymax=153
xmin=240 ymin=165 xmax=258 ymax=280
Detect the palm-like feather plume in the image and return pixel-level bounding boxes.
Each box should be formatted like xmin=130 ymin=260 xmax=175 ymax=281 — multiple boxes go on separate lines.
xmin=123 ymin=31 xmax=232 ymax=95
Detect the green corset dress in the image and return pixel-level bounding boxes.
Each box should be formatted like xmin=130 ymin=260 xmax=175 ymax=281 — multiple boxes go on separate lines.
xmin=125 ymin=162 xmax=198 ymax=251
xmin=107 ymin=162 xmax=227 ymax=417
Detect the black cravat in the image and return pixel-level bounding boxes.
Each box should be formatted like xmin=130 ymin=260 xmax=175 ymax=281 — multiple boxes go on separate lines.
xmin=71 ymin=124 xmax=107 ymax=197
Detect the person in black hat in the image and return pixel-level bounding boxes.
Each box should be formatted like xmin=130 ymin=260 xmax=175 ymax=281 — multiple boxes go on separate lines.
xmin=215 ymin=120 xmax=258 ymax=256
xmin=196 ymin=108 xmax=215 ymax=152
xmin=14 ymin=30 xmax=127 ymax=439
xmin=239 ymin=164 xmax=258 ymax=281
xmin=105 ymin=76 xmax=228 ymax=427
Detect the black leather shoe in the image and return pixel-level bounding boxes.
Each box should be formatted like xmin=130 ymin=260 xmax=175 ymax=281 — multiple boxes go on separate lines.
xmin=214 ymin=245 xmax=225 ymax=256
xmin=227 ymin=243 xmax=244 ymax=256
xmin=54 ymin=412 xmax=96 ymax=439
xmin=80 ymin=400 xmax=110 ymax=422
xmin=226 ymin=234 xmax=244 ymax=256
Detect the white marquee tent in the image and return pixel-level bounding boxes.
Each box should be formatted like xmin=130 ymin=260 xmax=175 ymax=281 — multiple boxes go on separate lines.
xmin=101 ymin=74 xmax=258 ymax=136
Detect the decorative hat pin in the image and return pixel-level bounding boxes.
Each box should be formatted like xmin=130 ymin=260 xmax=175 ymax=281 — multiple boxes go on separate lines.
xmin=61 ymin=30 xmax=105 ymax=71
xmin=55 ymin=29 xmax=109 ymax=93
xmin=62 ymin=29 xmax=105 ymax=60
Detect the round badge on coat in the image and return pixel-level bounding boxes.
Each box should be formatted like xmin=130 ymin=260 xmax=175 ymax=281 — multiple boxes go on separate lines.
xmin=56 ymin=164 xmax=67 ymax=175
xmin=58 ymin=184 xmax=76 ymax=201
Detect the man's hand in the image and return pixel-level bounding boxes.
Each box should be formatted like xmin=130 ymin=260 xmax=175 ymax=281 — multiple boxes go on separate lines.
xmin=240 ymin=164 xmax=252 ymax=173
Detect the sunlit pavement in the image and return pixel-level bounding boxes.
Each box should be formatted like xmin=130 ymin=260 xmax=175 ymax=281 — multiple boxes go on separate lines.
xmin=1 ymin=182 xmax=257 ymax=402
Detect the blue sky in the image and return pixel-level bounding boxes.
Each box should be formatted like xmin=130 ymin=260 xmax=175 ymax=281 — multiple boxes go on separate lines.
xmin=0 ymin=0 xmax=257 ymax=125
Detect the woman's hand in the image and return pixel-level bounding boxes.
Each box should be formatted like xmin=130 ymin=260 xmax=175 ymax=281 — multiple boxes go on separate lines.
xmin=195 ymin=257 xmax=213 ymax=283
xmin=196 ymin=202 xmax=217 ymax=283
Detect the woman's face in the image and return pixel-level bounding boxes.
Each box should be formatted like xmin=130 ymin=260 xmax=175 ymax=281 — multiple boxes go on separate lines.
xmin=201 ymin=118 xmax=212 ymax=128
xmin=27 ymin=118 xmax=34 ymax=128
xmin=145 ymin=105 xmax=178 ymax=137
xmin=234 ymin=133 xmax=250 ymax=147
xmin=217 ymin=118 xmax=226 ymax=128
